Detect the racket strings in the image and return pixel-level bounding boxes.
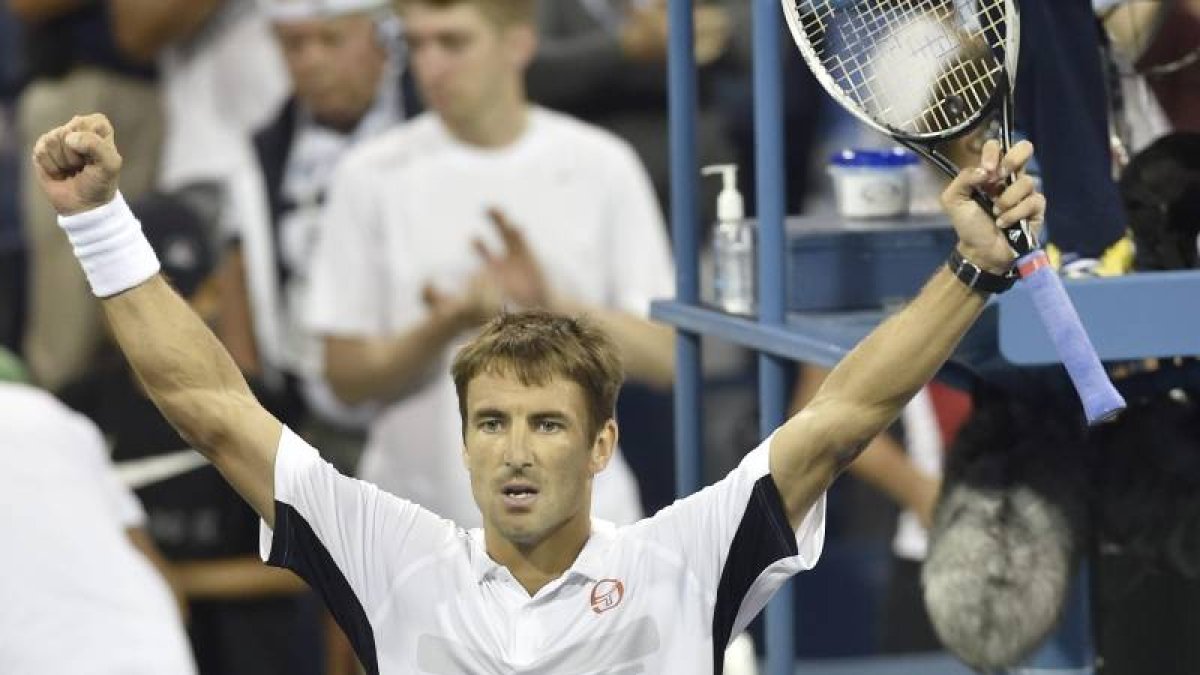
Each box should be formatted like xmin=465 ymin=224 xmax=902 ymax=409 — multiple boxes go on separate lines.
xmin=793 ymin=0 xmax=1008 ymax=136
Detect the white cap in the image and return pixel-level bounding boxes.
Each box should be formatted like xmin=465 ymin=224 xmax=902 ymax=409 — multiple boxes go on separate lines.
xmin=702 ymin=164 xmax=745 ymax=222
xmin=260 ymin=0 xmax=388 ymax=21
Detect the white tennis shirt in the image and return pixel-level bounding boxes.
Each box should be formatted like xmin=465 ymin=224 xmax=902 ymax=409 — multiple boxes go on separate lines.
xmin=261 ymin=427 xmax=825 ymax=674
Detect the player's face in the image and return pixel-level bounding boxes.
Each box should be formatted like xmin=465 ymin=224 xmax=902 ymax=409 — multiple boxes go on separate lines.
xmin=274 ymin=14 xmax=387 ymax=130
xmin=463 ymin=371 xmax=615 ymax=546
xmin=402 ymin=4 xmax=531 ymax=127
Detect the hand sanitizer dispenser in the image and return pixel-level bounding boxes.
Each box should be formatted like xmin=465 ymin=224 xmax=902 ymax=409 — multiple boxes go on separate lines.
xmin=703 ymin=164 xmax=755 ymax=315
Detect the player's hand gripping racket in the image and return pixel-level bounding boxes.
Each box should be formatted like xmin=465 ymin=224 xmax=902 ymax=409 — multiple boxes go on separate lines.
xmin=780 ymin=0 xmax=1125 ymax=424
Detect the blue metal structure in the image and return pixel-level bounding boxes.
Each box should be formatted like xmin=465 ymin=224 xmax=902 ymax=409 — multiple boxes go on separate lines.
xmin=666 ymin=0 xmax=797 ymax=671
xmin=667 ymin=0 xmax=703 ymax=500
xmin=750 ymin=0 xmax=795 ymax=671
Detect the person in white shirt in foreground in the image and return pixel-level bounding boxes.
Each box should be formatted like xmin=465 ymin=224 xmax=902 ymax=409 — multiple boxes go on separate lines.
xmin=0 ymin=377 xmax=196 ymax=675
xmin=31 ymin=111 xmax=1040 ymax=673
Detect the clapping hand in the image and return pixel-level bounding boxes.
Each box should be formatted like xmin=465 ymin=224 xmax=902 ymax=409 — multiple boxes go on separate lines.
xmin=472 ymin=209 xmax=551 ymax=310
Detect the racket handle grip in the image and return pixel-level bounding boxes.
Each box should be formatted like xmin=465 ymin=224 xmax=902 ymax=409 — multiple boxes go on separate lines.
xmin=1017 ymin=251 xmax=1126 ymax=425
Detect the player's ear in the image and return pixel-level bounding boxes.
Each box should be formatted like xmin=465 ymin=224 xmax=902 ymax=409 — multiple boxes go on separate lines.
xmin=589 ymin=419 xmax=617 ymax=474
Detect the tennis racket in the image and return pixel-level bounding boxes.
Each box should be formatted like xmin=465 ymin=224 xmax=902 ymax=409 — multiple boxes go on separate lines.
xmin=780 ymin=0 xmax=1126 ymax=424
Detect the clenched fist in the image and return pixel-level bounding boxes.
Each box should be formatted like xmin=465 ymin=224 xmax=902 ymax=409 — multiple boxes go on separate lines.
xmin=32 ymin=113 xmax=124 ymax=216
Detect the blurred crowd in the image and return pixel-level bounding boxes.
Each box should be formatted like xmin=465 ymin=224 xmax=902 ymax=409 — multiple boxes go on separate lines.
xmin=0 ymin=0 xmax=1197 ymax=674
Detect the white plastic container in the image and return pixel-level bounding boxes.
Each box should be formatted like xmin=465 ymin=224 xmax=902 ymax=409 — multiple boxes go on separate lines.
xmin=702 ymin=164 xmax=755 ymax=316
xmin=827 ymin=148 xmax=919 ymax=219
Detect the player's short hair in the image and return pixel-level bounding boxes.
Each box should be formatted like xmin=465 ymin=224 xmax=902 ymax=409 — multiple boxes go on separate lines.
xmin=452 ymin=310 xmax=624 ymax=441
xmin=393 ymin=0 xmax=535 ymax=27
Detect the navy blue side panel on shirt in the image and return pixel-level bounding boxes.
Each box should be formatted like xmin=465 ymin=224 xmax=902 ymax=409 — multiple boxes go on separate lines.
xmin=711 ymin=475 xmax=800 ymax=674
xmin=268 ymin=501 xmax=380 ymax=675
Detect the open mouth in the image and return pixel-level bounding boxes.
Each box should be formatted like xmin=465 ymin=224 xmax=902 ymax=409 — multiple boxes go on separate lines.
xmin=501 ymin=484 xmax=539 ymax=509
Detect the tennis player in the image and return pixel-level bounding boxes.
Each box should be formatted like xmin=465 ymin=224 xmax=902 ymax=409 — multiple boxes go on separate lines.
xmin=31 ymin=113 xmax=1039 ymax=673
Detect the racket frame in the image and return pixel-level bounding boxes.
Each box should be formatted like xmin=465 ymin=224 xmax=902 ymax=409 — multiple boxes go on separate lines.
xmin=781 ymin=0 xmax=1035 ymax=253
xmin=781 ymin=0 xmax=1128 ymax=425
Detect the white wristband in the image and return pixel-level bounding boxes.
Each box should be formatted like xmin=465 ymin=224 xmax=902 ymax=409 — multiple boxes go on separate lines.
xmin=57 ymin=192 xmax=161 ymax=298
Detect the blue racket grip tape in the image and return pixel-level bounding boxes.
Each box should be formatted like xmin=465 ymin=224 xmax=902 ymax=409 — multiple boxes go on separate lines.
xmin=1017 ymin=251 xmax=1126 ymax=425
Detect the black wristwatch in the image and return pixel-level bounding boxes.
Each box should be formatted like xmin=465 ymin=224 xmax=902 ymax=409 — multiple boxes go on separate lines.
xmin=946 ymin=248 xmax=1017 ymax=294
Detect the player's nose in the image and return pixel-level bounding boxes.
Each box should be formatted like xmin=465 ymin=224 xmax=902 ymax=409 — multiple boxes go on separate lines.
xmin=500 ymin=426 xmax=533 ymax=468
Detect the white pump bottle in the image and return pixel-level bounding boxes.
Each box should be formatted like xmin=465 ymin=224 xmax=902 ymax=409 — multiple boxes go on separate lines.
xmin=703 ymin=164 xmax=755 ymax=315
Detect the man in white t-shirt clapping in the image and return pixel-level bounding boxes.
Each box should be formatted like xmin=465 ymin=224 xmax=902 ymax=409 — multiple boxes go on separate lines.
xmin=308 ymin=0 xmax=676 ymax=527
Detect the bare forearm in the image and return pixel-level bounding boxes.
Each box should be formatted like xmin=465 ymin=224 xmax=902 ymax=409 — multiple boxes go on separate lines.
xmin=847 ymin=434 xmax=937 ymax=517
xmin=215 ymin=248 xmax=261 ymax=376
xmin=110 ymin=0 xmax=224 ymax=62
xmin=127 ymin=527 xmax=189 ymax=619
xmin=325 ymin=315 xmax=465 ymax=405
xmin=175 ymin=556 xmax=309 ymax=599
xmin=555 ymin=300 xmax=674 ymax=388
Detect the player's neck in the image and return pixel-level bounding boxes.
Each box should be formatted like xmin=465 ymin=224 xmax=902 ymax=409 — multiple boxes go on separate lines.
xmin=486 ymin=510 xmax=592 ymax=597
xmin=443 ymin=89 xmax=529 ymax=149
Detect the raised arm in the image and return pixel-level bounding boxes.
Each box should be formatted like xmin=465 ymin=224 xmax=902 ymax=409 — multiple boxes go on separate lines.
xmin=790 ymin=364 xmax=939 ymax=528
xmin=32 ymin=114 xmax=282 ymax=526
xmin=770 ymin=140 xmax=1043 ymax=527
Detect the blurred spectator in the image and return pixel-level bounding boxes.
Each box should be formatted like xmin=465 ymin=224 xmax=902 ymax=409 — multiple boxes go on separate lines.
xmin=10 ymin=0 xmax=164 ymax=391
xmin=309 ymin=0 xmax=675 ymax=528
xmin=219 ymin=0 xmax=409 ymax=475
xmin=1096 ymin=0 xmax=1173 ymax=168
xmin=0 ymin=360 xmax=197 ymax=675
xmin=0 ymin=4 xmax=23 ymax=354
xmin=526 ymin=0 xmax=747 ymax=227
xmin=143 ymin=0 xmax=290 ymax=194
xmin=58 ymin=193 xmax=323 ymax=675
xmin=1137 ymin=0 xmax=1200 ymax=132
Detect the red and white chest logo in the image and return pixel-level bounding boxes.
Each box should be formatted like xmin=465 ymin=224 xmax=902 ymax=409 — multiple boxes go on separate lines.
xmin=589 ymin=578 xmax=625 ymax=614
